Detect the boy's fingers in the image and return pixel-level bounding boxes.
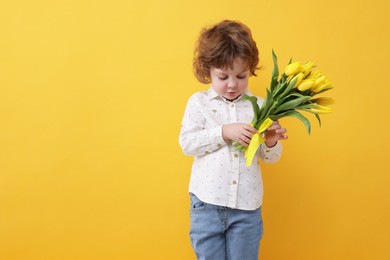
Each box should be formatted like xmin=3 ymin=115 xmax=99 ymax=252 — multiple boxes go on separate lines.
xmin=239 ymin=137 xmax=250 ymax=146
xmin=244 ymin=125 xmax=258 ymax=133
xmin=241 ymin=133 xmax=252 ymax=143
xmin=276 ymin=128 xmax=287 ymax=134
xmin=267 ymin=122 xmax=281 ymax=131
xmin=244 ymin=129 xmax=254 ymax=138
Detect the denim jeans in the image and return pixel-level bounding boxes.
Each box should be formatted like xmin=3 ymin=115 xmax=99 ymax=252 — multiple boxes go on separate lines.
xmin=189 ymin=193 xmax=263 ymax=260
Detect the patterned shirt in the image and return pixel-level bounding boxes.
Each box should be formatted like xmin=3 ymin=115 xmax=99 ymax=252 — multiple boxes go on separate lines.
xmin=179 ymin=87 xmax=282 ymax=210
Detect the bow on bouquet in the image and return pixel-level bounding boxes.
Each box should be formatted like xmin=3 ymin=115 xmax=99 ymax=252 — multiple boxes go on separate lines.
xmin=234 ymin=50 xmax=334 ymax=166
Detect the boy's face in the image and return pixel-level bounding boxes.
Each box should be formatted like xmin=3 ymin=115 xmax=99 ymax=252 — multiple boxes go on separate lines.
xmin=210 ymin=57 xmax=250 ymax=101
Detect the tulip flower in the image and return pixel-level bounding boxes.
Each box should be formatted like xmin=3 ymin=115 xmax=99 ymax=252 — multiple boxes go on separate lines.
xmin=297 ymin=79 xmax=315 ymax=91
xmin=301 ymin=62 xmax=313 ymax=77
xmin=307 ymin=71 xmax=322 ymax=80
xmin=310 ymin=105 xmax=332 ymax=114
xmin=314 ymin=75 xmax=327 ymax=86
xmin=311 ymin=97 xmax=335 ymax=106
xmin=289 ymin=72 xmax=304 ymax=87
xmin=284 ymin=62 xmax=302 ymax=76
xmin=313 ymin=81 xmax=333 ymax=92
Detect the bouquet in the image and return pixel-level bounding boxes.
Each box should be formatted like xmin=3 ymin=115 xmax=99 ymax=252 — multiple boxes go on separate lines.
xmin=235 ymin=50 xmax=334 ymax=166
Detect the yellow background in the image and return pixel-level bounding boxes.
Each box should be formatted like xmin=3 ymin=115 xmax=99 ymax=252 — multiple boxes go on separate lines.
xmin=1 ymin=0 xmax=389 ymax=259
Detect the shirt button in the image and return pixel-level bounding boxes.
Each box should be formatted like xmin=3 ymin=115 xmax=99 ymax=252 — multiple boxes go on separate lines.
xmin=231 ymin=104 xmax=235 ymax=108
xmin=265 ymin=149 xmax=270 ymax=153
xmin=232 ymin=180 xmax=237 ymax=185
xmin=234 ymin=153 xmax=238 ymax=158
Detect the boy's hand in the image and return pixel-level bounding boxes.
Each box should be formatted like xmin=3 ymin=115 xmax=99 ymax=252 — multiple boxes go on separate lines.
xmin=222 ymin=123 xmax=258 ymax=147
xmin=264 ymin=120 xmax=288 ymax=147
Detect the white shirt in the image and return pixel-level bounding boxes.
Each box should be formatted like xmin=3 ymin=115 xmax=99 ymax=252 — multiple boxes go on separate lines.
xmin=179 ymin=87 xmax=282 ymax=210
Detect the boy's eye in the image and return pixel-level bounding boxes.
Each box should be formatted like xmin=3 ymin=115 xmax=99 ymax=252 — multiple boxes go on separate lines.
xmin=237 ymin=75 xmax=247 ymax=79
xmin=218 ymin=76 xmax=228 ymax=80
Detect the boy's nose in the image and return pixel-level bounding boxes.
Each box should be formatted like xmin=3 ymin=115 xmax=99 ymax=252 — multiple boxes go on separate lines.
xmin=227 ymin=78 xmax=237 ymax=88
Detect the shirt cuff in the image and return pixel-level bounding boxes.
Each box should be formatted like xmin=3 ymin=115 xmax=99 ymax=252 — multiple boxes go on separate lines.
xmin=210 ymin=125 xmax=227 ymax=148
xmin=259 ymin=141 xmax=282 ymax=163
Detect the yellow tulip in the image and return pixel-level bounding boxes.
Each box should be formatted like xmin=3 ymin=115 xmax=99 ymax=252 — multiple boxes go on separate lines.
xmin=290 ymin=72 xmax=304 ymax=86
xmin=314 ymin=75 xmax=327 ymax=86
xmin=284 ymin=62 xmax=302 ymax=76
xmin=307 ymin=70 xmax=321 ymax=80
xmin=312 ymin=97 xmax=335 ymax=106
xmin=297 ymin=79 xmax=315 ymax=91
xmin=313 ymin=81 xmax=333 ymax=92
xmin=301 ymin=62 xmax=313 ymax=77
xmin=310 ymin=105 xmax=332 ymax=114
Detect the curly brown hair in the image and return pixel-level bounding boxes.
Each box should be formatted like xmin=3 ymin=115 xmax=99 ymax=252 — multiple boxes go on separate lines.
xmin=193 ymin=20 xmax=260 ymax=84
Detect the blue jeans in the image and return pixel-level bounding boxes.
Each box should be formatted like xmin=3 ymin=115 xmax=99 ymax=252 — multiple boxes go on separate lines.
xmin=189 ymin=193 xmax=263 ymax=260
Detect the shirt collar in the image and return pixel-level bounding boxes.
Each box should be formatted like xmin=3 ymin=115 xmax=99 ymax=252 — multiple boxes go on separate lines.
xmin=207 ymin=87 xmax=254 ymax=102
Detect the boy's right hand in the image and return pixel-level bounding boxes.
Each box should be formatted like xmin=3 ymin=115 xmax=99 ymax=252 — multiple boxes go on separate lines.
xmin=222 ymin=123 xmax=258 ymax=147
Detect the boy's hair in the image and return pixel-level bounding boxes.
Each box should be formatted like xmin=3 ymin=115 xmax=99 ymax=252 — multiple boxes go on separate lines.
xmin=193 ymin=20 xmax=260 ymax=84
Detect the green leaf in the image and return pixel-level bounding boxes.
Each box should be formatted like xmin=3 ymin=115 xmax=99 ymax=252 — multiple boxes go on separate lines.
xmin=279 ymin=92 xmax=306 ymax=103
xmin=270 ymin=50 xmax=279 ymax=92
xmin=287 ymin=110 xmax=311 ymax=135
xmin=295 ymin=103 xmax=318 ymax=110
xmin=269 ymin=110 xmax=293 ymax=121
xmin=243 ymin=95 xmax=260 ymax=125
xmin=315 ymin=113 xmax=322 ymax=127
xmin=275 ymin=96 xmax=311 ymax=113
xmin=272 ymin=82 xmax=284 ymax=98
xmin=276 ymin=77 xmax=298 ymax=100
xmin=258 ymin=88 xmax=274 ymax=122
xmin=274 ymin=109 xmax=295 ymax=117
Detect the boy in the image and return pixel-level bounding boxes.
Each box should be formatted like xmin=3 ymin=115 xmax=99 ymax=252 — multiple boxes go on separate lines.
xmin=179 ymin=20 xmax=287 ymax=260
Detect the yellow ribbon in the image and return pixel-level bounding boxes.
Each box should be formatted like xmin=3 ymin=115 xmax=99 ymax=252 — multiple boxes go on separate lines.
xmin=244 ymin=118 xmax=273 ymax=167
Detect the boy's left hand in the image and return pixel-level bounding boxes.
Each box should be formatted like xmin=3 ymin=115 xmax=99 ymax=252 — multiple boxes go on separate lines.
xmin=264 ymin=120 xmax=288 ymax=147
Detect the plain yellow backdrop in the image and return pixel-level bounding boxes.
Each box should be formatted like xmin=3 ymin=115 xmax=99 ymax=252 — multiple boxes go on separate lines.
xmin=1 ymin=0 xmax=389 ymax=259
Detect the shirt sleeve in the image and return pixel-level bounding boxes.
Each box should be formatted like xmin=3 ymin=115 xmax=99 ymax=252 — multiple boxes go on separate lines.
xmin=179 ymin=95 xmax=227 ymax=157
xmin=258 ymin=141 xmax=282 ymax=164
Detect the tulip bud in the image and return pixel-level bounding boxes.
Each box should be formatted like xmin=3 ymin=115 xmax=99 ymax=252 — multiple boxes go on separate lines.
xmin=284 ymin=62 xmax=302 ymax=76
xmin=312 ymin=97 xmax=335 ymax=106
xmin=314 ymin=75 xmax=327 ymax=87
xmin=313 ymin=81 xmax=333 ymax=92
xmin=297 ymin=79 xmax=315 ymax=91
xmin=290 ymin=72 xmax=304 ymax=86
xmin=307 ymin=71 xmax=321 ymax=80
xmin=301 ymin=62 xmax=313 ymax=78
xmin=310 ymin=105 xmax=332 ymax=114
